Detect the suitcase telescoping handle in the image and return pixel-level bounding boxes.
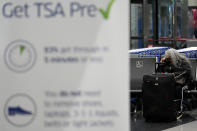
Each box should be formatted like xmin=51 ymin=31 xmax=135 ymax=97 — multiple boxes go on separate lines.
xmin=154 ymin=62 xmax=165 ymax=73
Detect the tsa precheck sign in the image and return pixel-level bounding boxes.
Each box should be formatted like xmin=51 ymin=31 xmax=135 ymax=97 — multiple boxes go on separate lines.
xmin=1 ymin=0 xmax=115 ymax=19
xmin=0 ymin=0 xmax=129 ymax=131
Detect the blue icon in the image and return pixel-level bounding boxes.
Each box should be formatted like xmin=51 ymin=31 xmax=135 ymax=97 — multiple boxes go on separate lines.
xmin=8 ymin=106 xmax=32 ymax=116
xmin=4 ymin=94 xmax=37 ymax=127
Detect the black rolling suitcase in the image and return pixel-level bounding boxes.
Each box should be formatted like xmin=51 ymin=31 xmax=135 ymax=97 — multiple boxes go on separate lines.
xmin=142 ymin=73 xmax=178 ymax=122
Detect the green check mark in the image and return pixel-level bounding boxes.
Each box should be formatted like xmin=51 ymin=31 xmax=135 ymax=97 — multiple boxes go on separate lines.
xmin=20 ymin=45 xmax=25 ymax=55
xmin=99 ymin=0 xmax=115 ymax=20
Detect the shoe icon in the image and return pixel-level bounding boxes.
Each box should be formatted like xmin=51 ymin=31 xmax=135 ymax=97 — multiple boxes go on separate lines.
xmin=8 ymin=106 xmax=32 ymax=116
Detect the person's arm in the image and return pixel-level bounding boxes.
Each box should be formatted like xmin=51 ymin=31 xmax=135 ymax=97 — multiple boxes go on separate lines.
xmin=173 ymin=61 xmax=191 ymax=77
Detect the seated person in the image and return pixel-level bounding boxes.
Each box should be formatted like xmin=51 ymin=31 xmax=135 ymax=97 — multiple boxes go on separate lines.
xmin=159 ymin=48 xmax=194 ymax=97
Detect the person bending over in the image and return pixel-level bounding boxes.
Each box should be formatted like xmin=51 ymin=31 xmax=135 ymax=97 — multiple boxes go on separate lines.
xmin=160 ymin=48 xmax=193 ymax=97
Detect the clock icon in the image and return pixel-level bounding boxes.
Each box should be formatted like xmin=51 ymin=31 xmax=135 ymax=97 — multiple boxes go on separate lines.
xmin=4 ymin=40 xmax=36 ymax=73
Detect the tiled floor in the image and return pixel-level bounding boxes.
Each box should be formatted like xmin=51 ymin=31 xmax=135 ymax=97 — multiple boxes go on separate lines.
xmin=131 ymin=109 xmax=197 ymax=131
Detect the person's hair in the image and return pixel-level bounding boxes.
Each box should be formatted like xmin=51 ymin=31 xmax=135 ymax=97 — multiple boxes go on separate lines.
xmin=165 ymin=48 xmax=190 ymax=67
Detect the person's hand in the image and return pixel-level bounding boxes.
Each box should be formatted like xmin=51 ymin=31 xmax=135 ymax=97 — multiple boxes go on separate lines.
xmin=160 ymin=57 xmax=165 ymax=63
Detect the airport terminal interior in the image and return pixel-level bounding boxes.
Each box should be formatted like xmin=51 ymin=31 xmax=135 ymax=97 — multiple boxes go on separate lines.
xmin=130 ymin=0 xmax=197 ymax=130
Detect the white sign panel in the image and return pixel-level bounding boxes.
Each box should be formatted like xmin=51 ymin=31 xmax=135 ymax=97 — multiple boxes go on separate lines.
xmin=0 ymin=0 xmax=129 ymax=131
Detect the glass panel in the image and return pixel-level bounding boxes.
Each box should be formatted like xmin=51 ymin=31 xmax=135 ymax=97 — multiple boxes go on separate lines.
xmin=147 ymin=4 xmax=153 ymax=38
xmin=187 ymin=8 xmax=197 ymax=38
xmin=177 ymin=6 xmax=182 ymax=37
xmin=131 ymin=40 xmax=143 ymax=49
xmin=158 ymin=0 xmax=174 ymax=38
xmin=130 ymin=4 xmax=143 ymax=37
xmin=187 ymin=9 xmax=195 ymax=38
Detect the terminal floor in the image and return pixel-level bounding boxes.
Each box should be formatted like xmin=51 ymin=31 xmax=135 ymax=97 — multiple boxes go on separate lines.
xmin=131 ymin=109 xmax=197 ymax=131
